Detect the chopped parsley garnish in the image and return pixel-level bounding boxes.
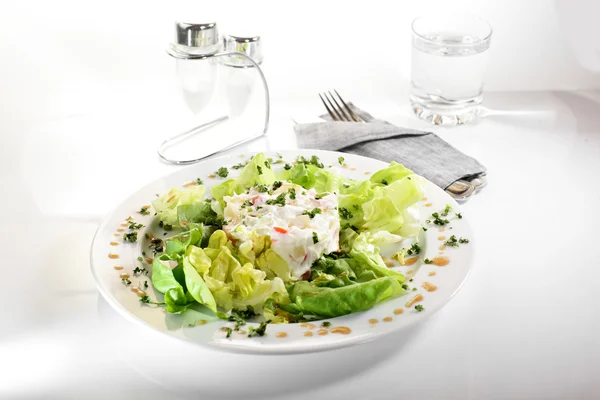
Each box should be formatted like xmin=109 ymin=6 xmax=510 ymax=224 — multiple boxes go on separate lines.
xmin=339 ymin=207 xmax=353 ymax=220
xmin=276 ymin=152 xmax=283 ymax=159
xmin=296 ymin=155 xmax=324 ymax=169
xmin=123 ymin=231 xmax=138 ymax=243
xmin=133 ymin=266 xmax=146 ymax=275
xmin=288 ymin=187 xmax=296 ymax=200
xmin=255 ymin=184 xmax=268 ymax=193
xmin=303 ymin=208 xmax=322 ymax=218
xmin=227 ymin=315 xmax=246 ymax=331
xmin=216 ymin=167 xmax=229 ymax=178
xmin=445 ymin=235 xmax=459 ymax=247
xmin=402 ymin=284 xmax=410 ymax=290
xmin=444 ymin=235 xmax=469 ymax=247
xmin=441 ymin=204 xmax=452 ymax=217
xmin=266 ymin=193 xmax=286 ymax=206
xmin=128 ymin=221 xmax=144 ymax=230
xmin=422 ymin=227 xmax=428 ymax=231
xmin=256 ymin=165 xmax=263 ymax=175
xmin=149 ymin=238 xmax=164 ymax=254
xmin=415 ymin=305 xmax=425 ymax=312
xmin=272 ymin=181 xmax=283 ymax=190
xmin=248 ymin=320 xmax=270 ymax=337
xmin=427 ymin=212 xmax=450 ymax=226
xmin=338 ymin=156 xmax=344 ymax=165
xmin=140 ymin=295 xmax=164 ymax=305
xmin=283 ymin=163 xmax=292 ymax=170
xmin=143 ymin=280 xmax=149 ymax=289
xmin=233 ymin=306 xmax=257 ymax=320
xmin=196 ymin=178 xmax=203 ymax=185
xmin=138 ymin=206 xmax=150 ymax=215
xmin=226 ymin=327 xmax=233 ymax=338
xmin=407 ymin=243 xmax=421 ymax=256
xmin=315 ymin=192 xmax=329 ymax=200
xmin=122 ymin=278 xmax=131 ymax=285
xmin=424 ymin=258 xmax=432 ymax=264
xmin=241 ymin=200 xmax=253 ymax=208
xmin=137 ymin=256 xmax=143 ymax=262
xmin=264 ymin=160 xmax=271 ymax=169
xmin=456 ymin=212 xmax=463 ymax=219
xmin=312 ymin=232 xmax=319 ymax=244
xmin=231 ymin=162 xmax=246 ymax=170
xmin=321 ymin=321 xmax=331 ymax=328
xmin=381 ymin=179 xmax=388 ymax=185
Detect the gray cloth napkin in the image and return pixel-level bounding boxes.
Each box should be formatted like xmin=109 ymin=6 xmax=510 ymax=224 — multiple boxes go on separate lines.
xmin=294 ymin=104 xmax=486 ymax=189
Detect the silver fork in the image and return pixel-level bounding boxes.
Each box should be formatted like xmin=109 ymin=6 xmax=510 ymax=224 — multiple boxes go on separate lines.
xmin=318 ymin=90 xmax=484 ymax=201
xmin=319 ymin=90 xmax=363 ymax=122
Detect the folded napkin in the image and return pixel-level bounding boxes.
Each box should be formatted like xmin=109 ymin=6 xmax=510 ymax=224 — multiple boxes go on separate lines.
xmin=294 ymin=104 xmax=486 ymax=190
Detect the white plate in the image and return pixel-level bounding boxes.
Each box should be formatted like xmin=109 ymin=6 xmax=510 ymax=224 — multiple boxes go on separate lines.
xmin=90 ymin=150 xmax=474 ymax=354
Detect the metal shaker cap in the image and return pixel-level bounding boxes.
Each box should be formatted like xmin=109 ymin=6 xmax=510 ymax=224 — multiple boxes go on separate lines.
xmin=221 ymin=35 xmax=263 ymax=67
xmin=172 ymin=22 xmax=221 ymax=55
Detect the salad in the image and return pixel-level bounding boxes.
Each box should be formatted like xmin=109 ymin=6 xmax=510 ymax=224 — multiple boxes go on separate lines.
xmin=146 ymin=153 xmax=424 ymax=326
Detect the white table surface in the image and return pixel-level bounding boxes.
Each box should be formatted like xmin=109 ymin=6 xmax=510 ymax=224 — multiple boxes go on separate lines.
xmin=2 ymin=86 xmax=600 ymax=399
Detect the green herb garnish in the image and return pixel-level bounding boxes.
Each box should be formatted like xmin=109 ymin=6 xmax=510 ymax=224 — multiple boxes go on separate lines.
xmin=272 ymin=181 xmax=283 ymax=190
xmin=339 ymin=207 xmax=353 ymax=220
xmin=283 ymin=163 xmax=292 ymax=170
xmin=248 ymin=320 xmax=270 ymax=337
xmin=441 ymin=204 xmax=452 ymax=217
xmin=429 ymin=212 xmax=450 ymax=226
xmin=128 ymin=221 xmax=144 ymax=230
xmin=407 ymin=243 xmax=421 ymax=256
xmin=216 ymin=167 xmax=229 ymax=178
xmin=140 ymin=295 xmax=164 ymax=305
xmin=196 ymin=178 xmax=203 ymax=185
xmin=424 ymin=258 xmax=432 ymax=264
xmin=415 ymin=305 xmax=424 ymax=312
xmin=321 ymin=321 xmax=331 ymax=328
xmin=338 ymin=156 xmax=344 ymax=165
xmin=288 ymin=187 xmax=296 ymax=200
xmin=312 ymin=232 xmax=319 ymax=244
xmin=257 ymin=165 xmax=263 ymax=175
xmin=456 ymin=212 xmax=463 ymax=219
xmin=266 ymin=193 xmax=287 ymax=206
xmin=138 ymin=206 xmax=150 ymax=215
xmin=123 ymin=231 xmax=138 ymax=243
xmin=303 ymin=208 xmax=322 ymax=218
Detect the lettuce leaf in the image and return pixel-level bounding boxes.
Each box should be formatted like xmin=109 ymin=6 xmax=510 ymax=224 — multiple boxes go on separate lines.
xmin=361 ymin=176 xmax=424 ymax=234
xmin=277 ymin=163 xmax=343 ymax=193
xmin=349 ymin=232 xmax=405 ymax=285
xmin=183 ymin=254 xmax=217 ymax=313
xmin=281 ymin=278 xmax=403 ymax=318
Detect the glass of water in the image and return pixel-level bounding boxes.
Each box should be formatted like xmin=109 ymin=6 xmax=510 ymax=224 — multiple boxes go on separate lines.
xmin=410 ymin=13 xmax=492 ymax=125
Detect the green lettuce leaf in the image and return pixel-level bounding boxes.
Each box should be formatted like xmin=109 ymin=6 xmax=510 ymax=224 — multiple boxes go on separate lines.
xmin=183 ymin=254 xmax=217 ymax=313
xmin=151 ymin=255 xmax=182 ymax=294
xmin=281 ymin=278 xmax=404 ymax=318
xmin=164 ymin=286 xmax=194 ymax=314
xmin=349 ymin=232 xmax=406 ymax=285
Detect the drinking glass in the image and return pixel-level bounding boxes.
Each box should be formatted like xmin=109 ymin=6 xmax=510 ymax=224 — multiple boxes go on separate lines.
xmin=410 ymin=13 xmax=492 ymax=125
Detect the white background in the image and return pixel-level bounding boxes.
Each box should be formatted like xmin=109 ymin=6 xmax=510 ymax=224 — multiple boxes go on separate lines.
xmin=2 ymin=1 xmax=600 ymax=399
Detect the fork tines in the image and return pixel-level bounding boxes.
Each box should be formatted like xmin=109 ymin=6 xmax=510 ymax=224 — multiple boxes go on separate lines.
xmin=319 ymin=90 xmax=362 ymax=122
